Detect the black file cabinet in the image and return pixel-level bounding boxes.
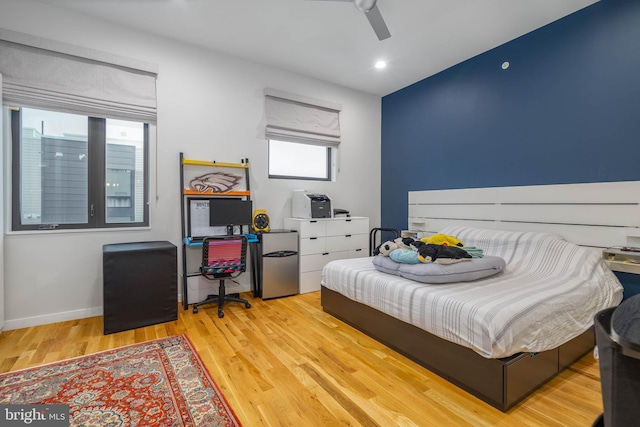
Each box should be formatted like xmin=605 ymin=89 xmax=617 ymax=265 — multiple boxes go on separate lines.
xmin=103 ymin=241 xmax=177 ymax=334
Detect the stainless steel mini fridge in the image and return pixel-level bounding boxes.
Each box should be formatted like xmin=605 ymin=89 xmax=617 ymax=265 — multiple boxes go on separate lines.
xmin=258 ymin=230 xmax=299 ymax=299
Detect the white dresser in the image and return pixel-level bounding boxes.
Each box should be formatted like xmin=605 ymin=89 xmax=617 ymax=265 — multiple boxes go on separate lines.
xmin=284 ymin=217 xmax=369 ymax=293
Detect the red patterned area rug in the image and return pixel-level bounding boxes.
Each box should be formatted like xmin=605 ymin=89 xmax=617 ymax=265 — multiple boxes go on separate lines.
xmin=0 ymin=334 xmax=242 ymax=426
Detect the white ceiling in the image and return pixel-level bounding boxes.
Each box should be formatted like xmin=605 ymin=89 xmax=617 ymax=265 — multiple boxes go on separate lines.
xmin=33 ymin=0 xmax=598 ymax=96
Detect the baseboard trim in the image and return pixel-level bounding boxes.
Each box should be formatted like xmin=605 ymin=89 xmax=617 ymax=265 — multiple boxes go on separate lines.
xmin=2 ymin=306 xmax=103 ymax=331
xmin=1 ymin=288 xmax=248 ymax=331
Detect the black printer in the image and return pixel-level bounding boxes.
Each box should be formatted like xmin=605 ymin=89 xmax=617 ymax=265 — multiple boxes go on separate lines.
xmin=291 ymin=190 xmax=332 ymax=219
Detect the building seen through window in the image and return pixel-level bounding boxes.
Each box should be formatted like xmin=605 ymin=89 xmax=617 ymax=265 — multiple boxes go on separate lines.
xmin=13 ymin=107 xmax=148 ymax=230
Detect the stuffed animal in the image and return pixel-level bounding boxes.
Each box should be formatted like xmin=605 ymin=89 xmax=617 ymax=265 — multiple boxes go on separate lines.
xmin=389 ymin=248 xmax=421 ymax=264
xmin=417 ymin=244 xmax=472 ymax=263
xmin=373 ymin=240 xmax=398 ymax=256
xmin=408 ymin=239 xmax=426 ymax=252
xmin=394 ymin=236 xmax=421 ymax=250
xmin=393 ymin=237 xmax=413 ymax=250
xmin=421 ymin=233 xmax=464 ymax=247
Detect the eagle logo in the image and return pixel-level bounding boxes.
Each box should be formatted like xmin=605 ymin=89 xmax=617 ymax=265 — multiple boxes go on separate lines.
xmin=189 ymin=172 xmax=242 ymax=193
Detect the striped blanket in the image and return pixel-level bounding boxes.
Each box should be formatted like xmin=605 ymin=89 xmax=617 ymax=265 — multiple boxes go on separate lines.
xmin=321 ymin=226 xmax=623 ymax=358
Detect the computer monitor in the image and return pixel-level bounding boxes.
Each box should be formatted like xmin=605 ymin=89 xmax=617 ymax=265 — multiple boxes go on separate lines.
xmin=209 ymin=198 xmax=253 ymax=230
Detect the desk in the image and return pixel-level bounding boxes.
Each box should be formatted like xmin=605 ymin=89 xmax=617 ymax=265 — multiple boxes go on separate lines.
xmin=611 ymin=294 xmax=640 ymax=359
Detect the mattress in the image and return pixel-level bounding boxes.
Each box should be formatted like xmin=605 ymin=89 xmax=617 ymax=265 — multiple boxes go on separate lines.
xmin=321 ymin=226 xmax=623 ymax=358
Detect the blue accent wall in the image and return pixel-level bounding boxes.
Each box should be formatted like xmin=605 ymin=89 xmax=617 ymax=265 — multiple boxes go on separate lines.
xmin=381 ymin=0 xmax=640 ymax=298
xmin=381 ymin=0 xmax=640 ymax=230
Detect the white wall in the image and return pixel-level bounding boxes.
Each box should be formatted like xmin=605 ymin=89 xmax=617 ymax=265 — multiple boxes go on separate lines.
xmin=0 ymin=73 xmax=4 ymax=331
xmin=0 ymin=0 xmax=381 ymax=330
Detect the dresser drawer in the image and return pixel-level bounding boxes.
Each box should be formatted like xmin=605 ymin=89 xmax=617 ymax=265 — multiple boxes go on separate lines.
xmin=300 ymin=271 xmax=322 ymax=294
xmin=295 ymin=220 xmax=326 ymax=238
xmin=299 ymin=236 xmax=327 ymax=254
xmin=349 ymin=248 xmax=367 ymax=258
xmin=285 ymin=217 xmax=370 ymax=294
xmin=325 ymin=218 xmax=369 ymax=236
xmin=300 ymin=252 xmax=345 ymax=272
xmin=325 ymin=234 xmax=369 ymax=252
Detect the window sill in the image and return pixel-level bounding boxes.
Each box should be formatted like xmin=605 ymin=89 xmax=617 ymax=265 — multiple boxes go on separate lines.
xmin=6 ymin=226 xmax=152 ymax=236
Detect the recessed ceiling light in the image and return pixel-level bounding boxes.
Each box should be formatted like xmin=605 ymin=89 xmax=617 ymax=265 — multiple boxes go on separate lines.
xmin=375 ymin=60 xmax=387 ymax=69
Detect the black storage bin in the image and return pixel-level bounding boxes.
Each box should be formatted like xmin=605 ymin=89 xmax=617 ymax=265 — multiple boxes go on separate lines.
xmin=594 ymin=302 xmax=640 ymax=426
xmin=103 ymin=241 xmax=177 ymax=334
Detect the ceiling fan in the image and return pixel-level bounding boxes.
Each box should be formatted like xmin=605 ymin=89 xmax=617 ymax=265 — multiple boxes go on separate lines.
xmin=316 ymin=0 xmax=391 ymax=41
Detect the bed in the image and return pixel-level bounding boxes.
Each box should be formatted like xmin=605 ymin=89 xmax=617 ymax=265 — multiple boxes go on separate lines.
xmin=321 ymin=182 xmax=638 ymax=411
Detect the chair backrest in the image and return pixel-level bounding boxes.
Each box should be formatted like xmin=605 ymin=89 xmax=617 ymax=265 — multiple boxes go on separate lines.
xmin=202 ymin=235 xmax=247 ymax=277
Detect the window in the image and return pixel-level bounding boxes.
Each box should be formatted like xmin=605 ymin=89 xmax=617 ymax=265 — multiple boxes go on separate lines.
xmin=264 ymin=88 xmax=341 ymax=181
xmin=11 ymin=107 xmax=148 ymax=230
xmin=268 ymin=139 xmax=332 ymax=180
xmin=1 ymin=29 xmax=156 ymax=231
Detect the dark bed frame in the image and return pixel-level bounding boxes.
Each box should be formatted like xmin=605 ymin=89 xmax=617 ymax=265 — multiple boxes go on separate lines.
xmin=321 ymin=286 xmax=595 ymax=412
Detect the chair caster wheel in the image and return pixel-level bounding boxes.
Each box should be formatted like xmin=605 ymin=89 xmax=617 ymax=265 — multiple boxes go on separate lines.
xmin=193 ymin=307 xmax=198 ymax=314
xmin=218 ymin=311 xmax=224 ymax=318
xmin=245 ymin=302 xmax=251 ymax=309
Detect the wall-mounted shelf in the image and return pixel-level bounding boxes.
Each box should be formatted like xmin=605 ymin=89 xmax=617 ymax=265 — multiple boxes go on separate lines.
xmin=183 ymin=234 xmax=257 ymax=248
xmin=183 ymin=189 xmax=250 ymax=196
xmin=603 ymin=248 xmax=640 ymax=275
xmin=182 ymin=158 xmax=249 ymax=169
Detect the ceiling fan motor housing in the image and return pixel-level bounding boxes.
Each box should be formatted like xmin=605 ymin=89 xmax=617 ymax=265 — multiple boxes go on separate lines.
xmin=354 ymin=0 xmax=377 ymax=13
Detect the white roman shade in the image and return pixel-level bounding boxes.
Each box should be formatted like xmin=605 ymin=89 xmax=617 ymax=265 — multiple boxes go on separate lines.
xmin=0 ymin=28 xmax=158 ymax=122
xmin=264 ymin=88 xmax=342 ymax=147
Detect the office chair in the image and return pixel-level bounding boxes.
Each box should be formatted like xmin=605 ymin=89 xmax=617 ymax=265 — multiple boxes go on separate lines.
xmin=192 ymin=235 xmax=252 ymax=318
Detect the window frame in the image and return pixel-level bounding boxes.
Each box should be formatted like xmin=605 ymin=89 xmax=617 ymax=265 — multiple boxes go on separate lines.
xmin=10 ymin=108 xmax=149 ymax=231
xmin=267 ymin=138 xmax=333 ymax=181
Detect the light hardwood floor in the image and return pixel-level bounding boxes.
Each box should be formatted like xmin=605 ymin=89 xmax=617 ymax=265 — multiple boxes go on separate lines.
xmin=0 ymin=291 xmax=603 ymax=426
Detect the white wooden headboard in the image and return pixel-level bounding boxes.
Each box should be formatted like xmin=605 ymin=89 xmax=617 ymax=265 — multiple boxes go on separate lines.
xmin=408 ymin=181 xmax=640 ymax=248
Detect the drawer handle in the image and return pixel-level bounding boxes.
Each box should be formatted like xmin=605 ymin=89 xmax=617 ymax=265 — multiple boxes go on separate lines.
xmin=322 ymin=252 xmax=329 ymax=256
xmin=345 ymin=219 xmax=352 ymax=222
xmin=310 ymin=220 xmax=318 ymax=223
xmin=355 ymin=248 xmax=362 ymax=252
xmin=345 ymin=234 xmax=352 ymax=237
xmin=310 ymin=237 xmax=318 ymax=240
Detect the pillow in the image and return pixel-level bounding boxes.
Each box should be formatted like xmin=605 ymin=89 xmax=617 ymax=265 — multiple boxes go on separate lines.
xmin=372 ymin=255 xmax=506 ymax=284
xmin=389 ymin=248 xmax=420 ymax=264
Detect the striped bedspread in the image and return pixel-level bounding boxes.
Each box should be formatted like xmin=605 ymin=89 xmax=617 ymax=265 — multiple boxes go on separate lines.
xmin=321 ymin=226 xmax=623 ymax=358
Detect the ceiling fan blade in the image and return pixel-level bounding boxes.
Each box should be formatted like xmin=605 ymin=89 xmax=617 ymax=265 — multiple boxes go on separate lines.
xmin=364 ymin=4 xmax=391 ymax=41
